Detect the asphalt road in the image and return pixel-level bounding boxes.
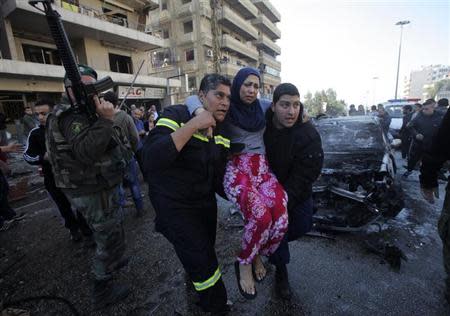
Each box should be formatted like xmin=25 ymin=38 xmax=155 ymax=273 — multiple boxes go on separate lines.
xmin=0 ymin=155 xmax=448 ymax=316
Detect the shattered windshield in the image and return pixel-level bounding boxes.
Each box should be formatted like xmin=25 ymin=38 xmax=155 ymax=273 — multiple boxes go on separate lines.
xmin=316 ymin=116 xmax=385 ymax=153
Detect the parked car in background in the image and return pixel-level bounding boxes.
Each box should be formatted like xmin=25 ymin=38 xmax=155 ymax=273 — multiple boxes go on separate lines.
xmin=383 ymin=98 xmax=421 ymax=139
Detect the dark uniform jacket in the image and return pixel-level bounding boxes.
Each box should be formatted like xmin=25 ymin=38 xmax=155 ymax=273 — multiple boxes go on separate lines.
xmin=23 ymin=125 xmax=53 ymax=177
xmin=142 ymin=105 xmax=230 ymax=210
xmin=399 ymin=112 xmax=413 ymax=140
xmin=408 ymin=111 xmax=443 ymax=152
xmin=420 ymin=108 xmax=450 ymax=189
xmin=264 ymin=109 xmax=324 ymax=209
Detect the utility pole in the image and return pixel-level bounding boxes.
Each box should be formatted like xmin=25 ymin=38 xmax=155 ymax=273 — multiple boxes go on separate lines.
xmin=210 ymin=0 xmax=222 ymax=73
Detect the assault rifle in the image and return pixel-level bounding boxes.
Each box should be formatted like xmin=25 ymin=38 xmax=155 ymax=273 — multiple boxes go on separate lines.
xmin=29 ymin=0 xmax=114 ymax=121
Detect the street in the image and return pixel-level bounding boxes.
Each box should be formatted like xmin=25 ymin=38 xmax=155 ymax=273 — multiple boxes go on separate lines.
xmin=0 ymin=153 xmax=448 ymax=316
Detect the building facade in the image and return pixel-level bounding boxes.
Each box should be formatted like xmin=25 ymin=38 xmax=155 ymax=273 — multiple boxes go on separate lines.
xmin=0 ymin=0 xmax=181 ymax=129
xmin=146 ymin=0 xmax=281 ymax=100
xmin=403 ymin=64 xmax=450 ymax=100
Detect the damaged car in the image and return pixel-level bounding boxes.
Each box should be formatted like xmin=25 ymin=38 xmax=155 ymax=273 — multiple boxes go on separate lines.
xmin=312 ymin=115 xmax=404 ymax=232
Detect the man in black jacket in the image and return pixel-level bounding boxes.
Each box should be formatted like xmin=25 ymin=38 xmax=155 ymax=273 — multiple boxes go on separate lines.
xmin=404 ymin=99 xmax=443 ymax=177
xmin=24 ymin=99 xmax=91 ymax=241
xmin=264 ymin=83 xmax=324 ymax=299
xmin=420 ymin=106 xmax=450 ymax=303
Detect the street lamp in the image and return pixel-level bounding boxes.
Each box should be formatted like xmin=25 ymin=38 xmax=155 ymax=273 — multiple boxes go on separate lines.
xmin=394 ymin=20 xmax=410 ymax=99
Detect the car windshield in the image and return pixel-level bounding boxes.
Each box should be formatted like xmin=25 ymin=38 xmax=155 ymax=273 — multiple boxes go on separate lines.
xmin=316 ymin=116 xmax=385 ymax=153
xmin=385 ymin=105 xmax=404 ymax=118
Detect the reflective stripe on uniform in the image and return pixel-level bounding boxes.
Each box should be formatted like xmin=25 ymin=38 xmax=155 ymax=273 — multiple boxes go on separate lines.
xmin=193 ymin=133 xmax=209 ymax=142
xmin=214 ymin=135 xmax=230 ymax=148
xmin=192 ymin=267 xmax=221 ymax=291
xmin=156 ymin=118 xmax=180 ymax=131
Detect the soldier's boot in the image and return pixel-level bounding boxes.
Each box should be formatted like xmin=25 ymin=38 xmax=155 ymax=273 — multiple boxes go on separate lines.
xmin=92 ymin=279 xmax=130 ymax=310
xmin=275 ymin=264 xmax=292 ymax=300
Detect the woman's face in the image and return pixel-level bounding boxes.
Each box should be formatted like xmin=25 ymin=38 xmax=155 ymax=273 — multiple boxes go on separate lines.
xmin=239 ymin=74 xmax=259 ymax=105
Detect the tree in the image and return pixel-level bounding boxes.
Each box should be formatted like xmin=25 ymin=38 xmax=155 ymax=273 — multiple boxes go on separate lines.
xmin=303 ymin=88 xmax=347 ymax=117
xmin=426 ymin=79 xmax=450 ymax=99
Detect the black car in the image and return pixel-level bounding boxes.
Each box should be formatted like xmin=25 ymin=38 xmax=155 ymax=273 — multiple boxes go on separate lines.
xmin=312 ymin=115 xmax=404 ymax=232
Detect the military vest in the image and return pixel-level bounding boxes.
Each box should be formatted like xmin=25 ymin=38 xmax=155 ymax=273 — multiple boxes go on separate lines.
xmin=45 ymin=104 xmax=133 ymax=191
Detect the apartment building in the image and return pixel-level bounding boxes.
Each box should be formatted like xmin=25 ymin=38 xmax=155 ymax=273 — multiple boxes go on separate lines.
xmin=403 ymin=64 xmax=450 ymax=100
xmin=0 ymin=0 xmax=181 ymax=126
xmin=146 ymin=0 xmax=281 ymax=99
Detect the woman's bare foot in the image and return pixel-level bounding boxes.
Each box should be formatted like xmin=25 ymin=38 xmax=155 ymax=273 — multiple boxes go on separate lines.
xmin=239 ymin=263 xmax=256 ymax=296
xmin=253 ymin=255 xmax=266 ymax=281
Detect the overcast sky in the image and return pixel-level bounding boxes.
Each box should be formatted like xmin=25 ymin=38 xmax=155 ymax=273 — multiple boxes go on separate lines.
xmin=271 ymin=0 xmax=450 ymax=105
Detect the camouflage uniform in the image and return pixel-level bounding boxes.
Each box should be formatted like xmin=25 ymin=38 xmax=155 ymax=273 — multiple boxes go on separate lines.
xmin=46 ymin=102 xmax=131 ymax=281
xmin=420 ymin=107 xmax=450 ymax=301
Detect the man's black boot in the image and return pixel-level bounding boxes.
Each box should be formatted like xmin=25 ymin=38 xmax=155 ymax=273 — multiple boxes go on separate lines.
xmin=275 ymin=264 xmax=292 ymax=300
xmin=92 ymin=279 xmax=130 ymax=310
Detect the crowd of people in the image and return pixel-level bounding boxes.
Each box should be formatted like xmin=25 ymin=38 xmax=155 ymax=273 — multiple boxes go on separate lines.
xmin=0 ymin=62 xmax=449 ymax=314
xmin=0 ymin=65 xmax=324 ymax=314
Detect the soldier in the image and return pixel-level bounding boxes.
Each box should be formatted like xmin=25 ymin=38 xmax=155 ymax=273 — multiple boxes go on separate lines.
xmin=420 ymin=106 xmax=450 ymax=303
xmin=45 ymin=65 xmax=132 ymax=309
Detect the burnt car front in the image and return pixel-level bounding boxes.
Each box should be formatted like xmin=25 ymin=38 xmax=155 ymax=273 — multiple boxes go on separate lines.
xmin=312 ymin=115 xmax=404 ymax=232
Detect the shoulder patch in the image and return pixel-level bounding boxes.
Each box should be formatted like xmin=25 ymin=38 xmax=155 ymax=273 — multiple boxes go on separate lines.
xmin=71 ymin=122 xmax=83 ymax=135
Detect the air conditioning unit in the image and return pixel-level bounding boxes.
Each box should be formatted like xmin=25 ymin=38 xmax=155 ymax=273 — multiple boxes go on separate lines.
xmin=206 ymin=49 xmax=214 ymax=58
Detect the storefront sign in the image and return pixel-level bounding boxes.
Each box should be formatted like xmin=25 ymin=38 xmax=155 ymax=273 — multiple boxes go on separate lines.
xmin=118 ymin=86 xmax=166 ymax=99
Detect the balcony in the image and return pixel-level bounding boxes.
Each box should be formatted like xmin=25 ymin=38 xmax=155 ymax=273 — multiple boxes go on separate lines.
xmin=2 ymin=0 xmax=166 ymax=51
xmin=220 ymin=62 xmax=242 ymax=77
xmin=0 ymin=59 xmax=181 ymax=88
xmin=179 ymin=32 xmax=197 ymax=45
xmin=251 ymin=14 xmax=280 ymax=40
xmin=218 ymin=6 xmax=258 ymax=40
xmin=261 ymin=72 xmax=280 ymax=86
xmin=148 ymin=9 xmax=171 ymax=26
xmin=255 ymin=34 xmax=281 ymax=56
xmin=260 ymin=52 xmax=281 ymax=71
xmin=221 ymin=34 xmax=258 ymax=61
xmin=176 ymin=2 xmax=195 ymax=17
xmin=251 ymin=0 xmax=280 ymax=23
xmin=223 ymin=0 xmax=258 ymax=19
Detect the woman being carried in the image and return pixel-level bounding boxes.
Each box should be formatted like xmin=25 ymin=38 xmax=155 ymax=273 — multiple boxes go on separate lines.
xmin=187 ymin=67 xmax=288 ymax=299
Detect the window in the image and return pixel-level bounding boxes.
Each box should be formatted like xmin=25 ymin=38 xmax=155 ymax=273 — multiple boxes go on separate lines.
xmin=188 ymin=77 xmax=196 ymax=90
xmin=181 ymin=0 xmax=191 ymax=4
xmin=22 ymin=44 xmax=61 ymax=65
xmin=151 ymin=48 xmax=173 ymax=68
xmin=161 ymin=1 xmax=167 ymax=10
xmin=109 ymin=53 xmax=133 ymax=74
xmin=185 ymin=49 xmax=195 ymax=62
xmin=183 ymin=20 xmax=193 ymax=34
xmin=162 ymin=28 xmax=170 ymax=39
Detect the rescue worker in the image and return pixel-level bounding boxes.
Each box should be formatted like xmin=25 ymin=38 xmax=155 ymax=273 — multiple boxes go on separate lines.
xmin=141 ymin=74 xmax=231 ymax=315
xmin=420 ymin=106 xmax=450 ymax=303
xmin=264 ymin=83 xmax=324 ymax=299
xmin=45 ymin=65 xmax=132 ymax=309
xmin=404 ymin=99 xmax=443 ymax=177
xmin=23 ymin=98 xmax=92 ymax=242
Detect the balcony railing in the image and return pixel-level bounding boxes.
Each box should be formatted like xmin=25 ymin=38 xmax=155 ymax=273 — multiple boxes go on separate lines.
xmin=57 ymin=1 xmax=147 ymax=32
xmin=218 ymin=6 xmax=258 ymax=40
xmin=221 ymin=34 xmax=259 ymax=61
xmin=251 ymin=0 xmax=280 ymax=23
